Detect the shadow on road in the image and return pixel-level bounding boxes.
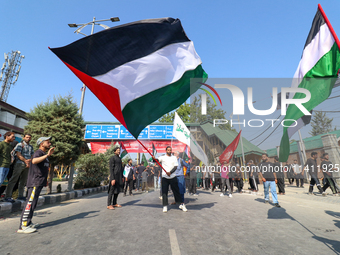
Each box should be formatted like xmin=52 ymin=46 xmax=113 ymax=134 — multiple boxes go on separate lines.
xmin=197 ymin=190 xmax=214 ymax=195
xmin=254 ymin=198 xmax=340 ymax=253
xmin=184 ymin=202 xmax=216 ymax=210
xmin=120 ymin=200 xmax=141 ymax=206
xmin=325 ymin=210 xmax=340 ymax=236
xmin=38 ymin=210 xmax=100 ymax=229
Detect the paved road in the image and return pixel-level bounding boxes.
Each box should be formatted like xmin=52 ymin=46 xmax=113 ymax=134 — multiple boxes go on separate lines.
xmin=0 ymin=188 xmax=340 ymax=255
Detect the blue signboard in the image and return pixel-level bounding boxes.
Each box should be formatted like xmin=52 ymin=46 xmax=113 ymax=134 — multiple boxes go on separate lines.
xmin=84 ymin=124 xmax=175 ymax=140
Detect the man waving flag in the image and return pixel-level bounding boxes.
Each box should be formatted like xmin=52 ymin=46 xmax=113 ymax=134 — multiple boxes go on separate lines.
xmin=279 ymin=4 xmax=340 ymax=162
xmin=50 ymin=18 xmax=207 ymax=139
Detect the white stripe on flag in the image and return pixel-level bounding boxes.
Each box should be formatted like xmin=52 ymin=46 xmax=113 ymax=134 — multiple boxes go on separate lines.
xmin=287 ymin=117 xmax=306 ymax=138
xmin=93 ymin=41 xmax=202 ymax=110
xmin=290 ymin=24 xmax=334 ymax=99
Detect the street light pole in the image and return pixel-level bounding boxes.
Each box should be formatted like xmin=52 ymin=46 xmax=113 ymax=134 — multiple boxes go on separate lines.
xmin=68 ymin=16 xmax=120 ymax=116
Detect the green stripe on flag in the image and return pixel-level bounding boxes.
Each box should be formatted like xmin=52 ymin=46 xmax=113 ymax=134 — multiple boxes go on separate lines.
xmin=122 ymin=65 xmax=208 ymax=138
xmin=279 ymin=43 xmax=340 ymax=161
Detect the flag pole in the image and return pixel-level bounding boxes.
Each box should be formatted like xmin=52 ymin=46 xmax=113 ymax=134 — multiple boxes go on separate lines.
xmin=136 ymin=139 xmax=167 ymax=174
xmin=318 ymin=4 xmax=340 ymax=51
xmin=237 ymin=115 xmax=247 ymax=179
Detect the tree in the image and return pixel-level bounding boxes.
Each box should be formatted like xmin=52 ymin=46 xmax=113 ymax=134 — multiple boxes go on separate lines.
xmin=74 ymin=153 xmax=108 ymax=189
xmin=158 ymin=96 xmax=233 ymax=130
xmin=190 ymin=96 xmax=232 ymax=130
xmin=24 ymin=94 xmax=84 ymax=194
xmin=158 ymin=102 xmax=191 ymax=122
xmin=309 ymin=111 xmax=333 ymax=136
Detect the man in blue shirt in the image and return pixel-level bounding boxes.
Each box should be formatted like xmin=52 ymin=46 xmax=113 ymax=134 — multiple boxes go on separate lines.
xmin=172 ymin=151 xmax=190 ymax=204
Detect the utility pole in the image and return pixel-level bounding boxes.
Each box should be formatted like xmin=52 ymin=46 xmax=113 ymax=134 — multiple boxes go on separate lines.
xmin=68 ymin=16 xmax=120 ymax=116
xmin=0 ymin=51 xmax=24 ymax=102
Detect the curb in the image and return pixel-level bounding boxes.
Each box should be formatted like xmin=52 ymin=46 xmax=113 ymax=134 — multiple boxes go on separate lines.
xmin=0 ymin=185 xmax=109 ymax=216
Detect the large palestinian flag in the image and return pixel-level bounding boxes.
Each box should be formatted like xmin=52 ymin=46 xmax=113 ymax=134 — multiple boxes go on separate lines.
xmin=279 ymin=4 xmax=340 ymax=162
xmin=50 ymin=18 xmax=207 ymax=138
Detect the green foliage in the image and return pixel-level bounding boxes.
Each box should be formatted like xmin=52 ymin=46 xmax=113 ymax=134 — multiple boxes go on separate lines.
xmin=309 ymin=111 xmax=333 ymax=136
xmin=74 ymin=153 xmax=108 ymax=189
xmin=24 ymin=93 xmax=84 ymax=166
xmin=159 ymin=102 xmax=191 ymax=122
xmin=158 ymin=96 xmax=233 ymax=131
xmin=74 ymin=143 xmax=131 ymax=189
xmin=52 ymin=178 xmax=64 ymax=182
xmin=190 ymin=96 xmax=232 ymax=130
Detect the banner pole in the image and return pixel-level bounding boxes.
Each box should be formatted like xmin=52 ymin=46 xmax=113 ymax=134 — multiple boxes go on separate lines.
xmin=136 ymin=139 xmax=167 ymax=174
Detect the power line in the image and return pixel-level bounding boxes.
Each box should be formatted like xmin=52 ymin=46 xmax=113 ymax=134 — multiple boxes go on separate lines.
xmin=256 ymin=119 xmax=282 ymax=147
xmin=249 ymin=114 xmax=282 ymax=142
xmin=314 ymin=110 xmax=340 ymax=113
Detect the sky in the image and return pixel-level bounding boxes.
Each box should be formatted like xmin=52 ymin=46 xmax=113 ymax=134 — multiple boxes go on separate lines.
xmin=1 ymin=0 xmax=340 ymax=151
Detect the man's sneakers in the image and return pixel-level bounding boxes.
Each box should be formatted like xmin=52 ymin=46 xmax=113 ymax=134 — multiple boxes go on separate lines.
xmin=193 ymin=193 xmax=198 ymax=197
xmin=163 ymin=206 xmax=168 ymax=213
xmin=220 ymin=193 xmax=225 ymax=197
xmin=274 ymin=203 xmax=281 ymax=208
xmin=229 ymin=194 xmax=232 ymax=198
xmin=17 ymin=225 xmax=36 ymax=234
xmin=179 ymin=204 xmax=188 ymax=212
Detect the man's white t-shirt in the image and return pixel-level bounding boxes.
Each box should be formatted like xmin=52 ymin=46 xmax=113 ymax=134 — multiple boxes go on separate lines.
xmin=158 ymin=154 xmax=178 ymax=179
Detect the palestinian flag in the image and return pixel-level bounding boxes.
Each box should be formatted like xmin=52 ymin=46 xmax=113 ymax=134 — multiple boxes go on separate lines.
xmin=149 ymin=143 xmax=157 ymax=162
xmin=142 ymin=153 xmax=148 ymax=167
xmin=279 ymin=4 xmax=340 ymax=162
xmin=182 ymin=145 xmax=189 ymax=161
xmin=50 ymin=18 xmax=207 ymax=139
xmin=120 ymin=142 xmax=128 ymax=158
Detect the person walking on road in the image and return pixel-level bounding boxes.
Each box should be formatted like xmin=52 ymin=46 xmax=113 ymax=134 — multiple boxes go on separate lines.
xmin=142 ymin=168 xmax=149 ymax=192
xmin=321 ymin=153 xmax=339 ymax=195
xmin=123 ymin=159 xmax=135 ymax=196
xmin=304 ymin=152 xmax=326 ymax=196
xmin=107 ymin=147 xmax=124 ymax=210
xmin=258 ymin=153 xmax=281 ymax=207
xmin=18 ymin=137 xmax=55 ymax=234
xmin=220 ymin=161 xmax=232 ymax=197
xmin=274 ymin=156 xmax=285 ymax=195
xmin=173 ymin=151 xmax=190 ymax=204
xmin=292 ymin=159 xmax=304 ymax=188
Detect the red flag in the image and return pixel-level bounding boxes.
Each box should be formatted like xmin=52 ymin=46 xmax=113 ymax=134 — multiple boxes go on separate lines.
xmin=219 ymin=131 xmax=242 ymax=164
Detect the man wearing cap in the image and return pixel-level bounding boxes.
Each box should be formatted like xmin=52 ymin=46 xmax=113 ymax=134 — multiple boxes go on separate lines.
xmin=18 ymin=137 xmax=55 ymax=234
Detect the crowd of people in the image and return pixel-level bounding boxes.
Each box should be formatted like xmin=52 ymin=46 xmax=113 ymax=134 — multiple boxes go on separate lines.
xmin=0 ymin=132 xmax=55 ymax=234
xmin=107 ymin=148 xmax=340 ymax=213
xmin=1 ymin=136 xmax=339 ymax=233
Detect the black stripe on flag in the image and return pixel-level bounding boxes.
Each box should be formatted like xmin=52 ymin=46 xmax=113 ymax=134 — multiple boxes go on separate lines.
xmin=303 ymin=9 xmax=326 ymax=50
xmin=50 ymin=18 xmax=190 ymax=76
xmin=301 ymin=110 xmax=313 ymax=125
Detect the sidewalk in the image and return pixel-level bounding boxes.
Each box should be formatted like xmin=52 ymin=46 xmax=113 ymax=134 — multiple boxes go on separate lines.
xmin=0 ymin=181 xmax=109 ymax=216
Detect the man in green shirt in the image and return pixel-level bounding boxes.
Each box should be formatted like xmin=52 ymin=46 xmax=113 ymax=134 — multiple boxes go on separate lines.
xmin=0 ymin=131 xmax=16 ymax=186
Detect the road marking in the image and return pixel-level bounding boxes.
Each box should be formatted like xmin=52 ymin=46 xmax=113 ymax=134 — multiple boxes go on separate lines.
xmin=169 ymin=229 xmax=181 ymax=255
